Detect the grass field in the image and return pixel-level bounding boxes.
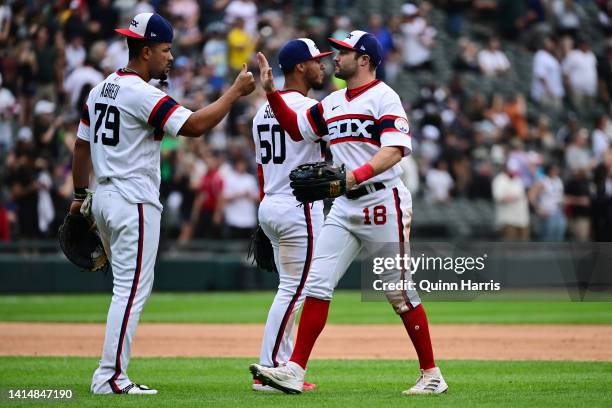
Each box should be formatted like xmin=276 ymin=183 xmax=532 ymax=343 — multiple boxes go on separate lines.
xmin=1 ymin=291 xmax=611 ymax=324
xmin=1 ymin=291 xmax=611 ymax=407
xmin=0 ymin=357 xmax=611 ymax=407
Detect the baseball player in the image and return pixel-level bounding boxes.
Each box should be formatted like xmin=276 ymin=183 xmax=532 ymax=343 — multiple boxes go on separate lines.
xmin=251 ymin=39 xmax=332 ymax=392
xmin=250 ymin=31 xmax=447 ymax=395
xmin=70 ymin=13 xmax=255 ymax=395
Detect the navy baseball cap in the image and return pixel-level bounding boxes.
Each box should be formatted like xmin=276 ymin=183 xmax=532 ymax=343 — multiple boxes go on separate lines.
xmin=115 ymin=13 xmax=174 ymax=43
xmin=328 ymin=30 xmax=383 ymax=66
xmin=278 ymin=38 xmax=333 ymax=70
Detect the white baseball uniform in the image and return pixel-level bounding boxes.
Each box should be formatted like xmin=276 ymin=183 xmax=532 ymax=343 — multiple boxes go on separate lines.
xmin=77 ymin=69 xmax=192 ymax=394
xmin=286 ymin=79 xmax=421 ymax=312
xmin=252 ymin=90 xmax=325 ymax=367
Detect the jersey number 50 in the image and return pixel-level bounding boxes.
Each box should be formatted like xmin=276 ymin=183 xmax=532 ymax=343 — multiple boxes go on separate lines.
xmin=93 ymin=103 xmax=120 ymax=146
xmin=257 ymin=124 xmax=286 ymax=164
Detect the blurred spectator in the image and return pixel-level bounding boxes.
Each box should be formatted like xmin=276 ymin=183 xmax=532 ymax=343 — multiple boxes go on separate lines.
xmin=592 ymin=114 xmax=612 ymax=162
xmin=0 ymin=74 xmax=18 ymax=153
xmin=222 ymin=157 xmax=258 ymax=239
xmin=597 ymin=43 xmax=612 ymax=105
xmin=598 ymin=0 xmax=612 ymax=34
xmin=5 ymin=145 xmax=42 ymax=239
xmin=63 ymin=57 xmax=104 ymax=118
xmin=504 ymin=93 xmax=528 ymax=140
xmin=454 ymin=36 xmax=480 ymax=72
xmin=531 ymin=37 xmax=564 ymax=109
xmin=87 ymin=0 xmax=119 ymax=41
xmin=169 ymin=0 xmax=200 ymax=33
xmin=368 ymin=14 xmax=394 ymax=81
xmin=400 ymin=3 xmax=436 ymax=71
xmin=192 ymin=152 xmax=224 ymax=239
xmin=425 ymin=159 xmax=454 ymax=202
xmin=497 ymin=0 xmax=527 ymax=40
xmin=32 ymin=100 xmax=63 ymax=160
xmin=485 ymin=94 xmax=510 ymax=135
xmin=552 ymin=0 xmax=584 ymax=38
xmin=492 ymin=161 xmax=530 ymax=241
xmin=64 ymin=34 xmax=86 ymax=74
xmin=562 ymin=38 xmax=598 ymax=108
xmin=227 ymin=18 xmax=255 ymax=73
xmin=224 ymin=0 xmax=258 ymax=36
xmin=477 ymin=37 xmax=510 ymax=76
xmin=203 ymin=22 xmax=229 ymax=93
xmin=565 ymin=128 xmax=594 ymax=175
xmin=0 ymin=0 xmax=10 ymax=45
xmin=443 ymin=0 xmax=472 ymax=36
xmin=564 ymin=168 xmax=592 ymax=241
xmin=592 ymin=149 xmax=612 ymax=241
xmin=529 ymin=163 xmax=566 ymax=241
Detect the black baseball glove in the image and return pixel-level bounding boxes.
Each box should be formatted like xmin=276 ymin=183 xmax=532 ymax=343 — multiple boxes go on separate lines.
xmin=289 ymin=162 xmax=346 ymax=203
xmin=248 ymin=225 xmax=277 ymax=273
xmin=58 ymin=214 xmax=108 ymax=272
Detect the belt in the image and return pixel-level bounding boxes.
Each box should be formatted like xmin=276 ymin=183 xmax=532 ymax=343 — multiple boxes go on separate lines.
xmin=345 ymin=182 xmax=385 ymax=200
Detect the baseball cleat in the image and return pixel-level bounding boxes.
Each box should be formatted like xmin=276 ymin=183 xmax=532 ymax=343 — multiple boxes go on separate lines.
xmin=252 ymin=379 xmax=316 ymax=392
xmin=402 ymin=367 xmax=448 ymax=395
xmin=252 ymin=379 xmax=281 ymax=392
xmin=121 ymin=383 xmax=158 ymax=395
xmin=249 ymin=362 xmax=305 ymax=394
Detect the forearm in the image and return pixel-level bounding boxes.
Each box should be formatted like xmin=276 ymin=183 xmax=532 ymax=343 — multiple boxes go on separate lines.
xmin=352 ymin=146 xmax=403 ymax=185
xmin=72 ymin=138 xmax=91 ymax=189
xmin=180 ymin=87 xmax=241 ymax=136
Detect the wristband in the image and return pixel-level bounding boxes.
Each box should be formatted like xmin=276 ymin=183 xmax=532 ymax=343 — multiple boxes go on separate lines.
xmin=353 ymin=163 xmax=374 ymax=185
xmin=74 ymin=187 xmax=87 ymax=201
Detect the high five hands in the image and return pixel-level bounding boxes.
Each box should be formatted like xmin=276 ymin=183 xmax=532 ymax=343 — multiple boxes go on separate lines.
xmin=257 ymin=52 xmax=277 ymax=94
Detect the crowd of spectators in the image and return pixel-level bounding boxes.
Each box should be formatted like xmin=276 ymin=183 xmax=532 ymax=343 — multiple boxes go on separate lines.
xmin=0 ymin=0 xmax=611 ymax=244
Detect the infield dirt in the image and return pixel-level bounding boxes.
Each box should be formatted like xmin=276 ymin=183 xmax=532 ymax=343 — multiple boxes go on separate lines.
xmin=0 ymin=323 xmax=610 ymax=361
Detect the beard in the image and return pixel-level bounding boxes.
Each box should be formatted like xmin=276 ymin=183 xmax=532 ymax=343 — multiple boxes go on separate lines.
xmin=334 ymin=64 xmax=356 ymax=80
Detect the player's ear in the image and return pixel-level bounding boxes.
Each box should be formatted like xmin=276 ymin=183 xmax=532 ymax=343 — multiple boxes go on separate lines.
xmin=295 ymin=62 xmax=305 ymax=73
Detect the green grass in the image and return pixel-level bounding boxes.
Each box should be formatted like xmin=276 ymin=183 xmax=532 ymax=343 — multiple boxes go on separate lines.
xmin=0 ymin=357 xmax=610 ymax=407
xmin=0 ymin=291 xmax=611 ymax=324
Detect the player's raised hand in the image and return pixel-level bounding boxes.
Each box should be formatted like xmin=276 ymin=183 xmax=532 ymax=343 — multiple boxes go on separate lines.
xmin=257 ymin=52 xmax=276 ymax=93
xmin=233 ymin=63 xmax=256 ymax=96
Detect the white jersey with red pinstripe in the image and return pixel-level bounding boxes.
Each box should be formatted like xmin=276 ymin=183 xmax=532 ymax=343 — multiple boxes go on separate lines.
xmin=252 ymin=90 xmax=325 ymax=370
xmin=296 ymin=79 xmax=412 ymax=185
xmin=77 ymin=69 xmax=192 ymax=210
xmin=252 ymin=90 xmax=324 ymax=196
xmin=81 ymin=69 xmax=192 ymax=395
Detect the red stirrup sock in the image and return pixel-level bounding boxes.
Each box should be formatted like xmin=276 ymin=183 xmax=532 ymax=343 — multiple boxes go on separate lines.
xmin=290 ymin=296 xmax=330 ymax=369
xmin=400 ymin=304 xmax=436 ymax=370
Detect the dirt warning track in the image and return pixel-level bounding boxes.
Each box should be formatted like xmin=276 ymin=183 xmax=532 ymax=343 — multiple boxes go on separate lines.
xmin=0 ymin=323 xmax=610 ymax=361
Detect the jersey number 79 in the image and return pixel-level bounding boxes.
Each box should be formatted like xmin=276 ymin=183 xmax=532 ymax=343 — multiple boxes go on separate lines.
xmin=93 ymin=103 xmax=120 ymax=146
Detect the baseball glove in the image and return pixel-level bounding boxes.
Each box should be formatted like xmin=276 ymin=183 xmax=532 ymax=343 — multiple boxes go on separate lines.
xmin=247 ymin=225 xmax=277 ymax=273
xmin=289 ymin=162 xmax=347 ymax=203
xmin=58 ymin=213 xmax=108 ymax=272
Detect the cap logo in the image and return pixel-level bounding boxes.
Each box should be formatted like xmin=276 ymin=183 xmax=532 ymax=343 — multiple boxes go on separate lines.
xmin=347 ymin=33 xmax=353 ymax=39
xmin=151 ymin=32 xmax=157 ymax=37
xmin=130 ymin=19 xmax=139 ymax=27
xmin=360 ymin=45 xmax=366 ymax=50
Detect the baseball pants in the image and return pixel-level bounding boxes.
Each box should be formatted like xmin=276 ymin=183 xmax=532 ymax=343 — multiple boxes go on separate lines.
xmin=90 ymin=184 xmax=160 ymax=394
xmin=304 ymin=184 xmax=421 ymax=313
xmin=258 ymin=195 xmax=323 ymax=367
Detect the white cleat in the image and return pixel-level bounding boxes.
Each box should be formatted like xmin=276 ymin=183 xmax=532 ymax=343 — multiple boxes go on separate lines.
xmin=249 ymin=362 xmax=305 ymax=394
xmin=402 ymin=367 xmax=448 ymax=395
xmin=122 ymin=383 xmax=158 ymax=395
